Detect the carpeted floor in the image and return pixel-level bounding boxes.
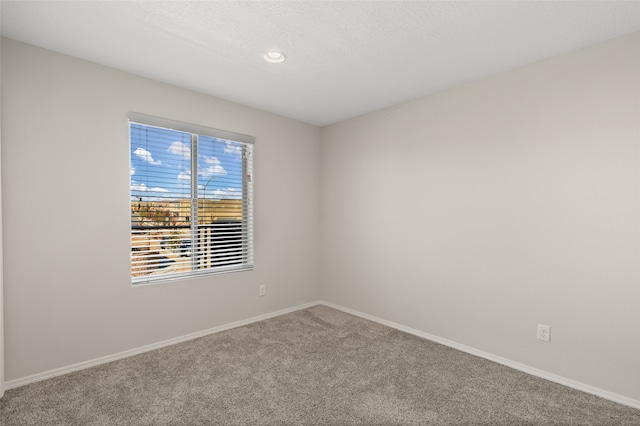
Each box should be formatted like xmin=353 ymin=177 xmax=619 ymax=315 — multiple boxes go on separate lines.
xmin=1 ymin=305 xmax=639 ymax=425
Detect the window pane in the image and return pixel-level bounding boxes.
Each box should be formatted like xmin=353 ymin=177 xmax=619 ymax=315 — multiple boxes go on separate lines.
xmin=196 ymin=136 xmax=245 ymax=268
xmin=130 ymin=124 xmax=192 ymax=280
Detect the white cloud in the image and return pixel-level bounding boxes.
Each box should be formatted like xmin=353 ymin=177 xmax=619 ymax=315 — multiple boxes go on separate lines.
xmin=177 ymin=172 xmax=191 ymax=180
xmin=211 ymin=188 xmax=242 ymax=200
xmin=199 ymin=155 xmax=227 ymax=177
xmin=168 ymin=141 xmax=191 ymax=158
xmin=224 ymin=141 xmax=242 ymax=156
xmin=130 ymin=167 xmax=135 ymax=176
xmin=203 ymin=156 xmax=222 ymax=165
xmin=134 ymin=147 xmax=161 ymax=165
xmin=131 ymin=182 xmax=147 ymax=192
xmin=130 ymin=183 xmax=168 ymax=193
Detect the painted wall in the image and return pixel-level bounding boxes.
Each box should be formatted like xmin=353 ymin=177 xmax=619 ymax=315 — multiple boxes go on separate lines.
xmin=1 ymin=38 xmax=321 ymax=382
xmin=2 ymin=31 xmax=640 ymax=404
xmin=0 ymin=31 xmax=4 ymax=399
xmin=320 ymin=32 xmax=640 ymax=401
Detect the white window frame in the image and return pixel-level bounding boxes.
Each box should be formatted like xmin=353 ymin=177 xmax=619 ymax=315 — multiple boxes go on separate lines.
xmin=129 ymin=113 xmax=254 ymax=285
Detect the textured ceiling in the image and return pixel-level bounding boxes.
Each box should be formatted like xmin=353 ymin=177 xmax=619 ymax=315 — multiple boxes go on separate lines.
xmin=2 ymin=1 xmax=639 ymax=126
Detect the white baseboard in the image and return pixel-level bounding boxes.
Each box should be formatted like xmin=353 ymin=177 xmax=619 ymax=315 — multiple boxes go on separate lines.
xmin=4 ymin=301 xmax=319 ymax=391
xmin=319 ymin=300 xmax=640 ymax=411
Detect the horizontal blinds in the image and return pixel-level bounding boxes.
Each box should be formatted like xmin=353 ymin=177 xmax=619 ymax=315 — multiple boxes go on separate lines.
xmin=128 ymin=112 xmax=255 ymax=145
xmin=131 ymin=124 xmax=193 ymax=281
xmin=130 ymin=114 xmax=253 ymax=284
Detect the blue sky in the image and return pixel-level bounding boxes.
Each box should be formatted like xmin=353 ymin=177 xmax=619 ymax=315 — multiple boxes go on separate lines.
xmin=130 ymin=123 xmax=243 ymax=202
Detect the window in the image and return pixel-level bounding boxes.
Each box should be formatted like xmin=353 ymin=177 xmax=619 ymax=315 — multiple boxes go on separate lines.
xmin=129 ymin=113 xmax=254 ymax=284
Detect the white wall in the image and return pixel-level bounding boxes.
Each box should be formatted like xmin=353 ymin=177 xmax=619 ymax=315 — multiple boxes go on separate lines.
xmin=0 ymin=28 xmax=4 ymax=399
xmin=2 ymin=31 xmax=640 ymax=405
xmin=0 ymin=38 xmax=321 ymax=382
xmin=320 ymin=32 xmax=640 ymax=401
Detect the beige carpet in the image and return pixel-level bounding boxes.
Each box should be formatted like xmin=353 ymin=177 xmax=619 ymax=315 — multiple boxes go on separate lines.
xmin=1 ymin=305 xmax=639 ymax=425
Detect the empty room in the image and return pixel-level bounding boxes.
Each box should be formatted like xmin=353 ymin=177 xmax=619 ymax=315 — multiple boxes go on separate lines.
xmin=1 ymin=1 xmax=640 ymax=424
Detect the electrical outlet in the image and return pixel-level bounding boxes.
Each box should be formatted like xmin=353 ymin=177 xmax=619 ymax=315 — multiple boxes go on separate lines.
xmin=537 ymin=324 xmax=550 ymax=342
xmin=259 ymin=285 xmax=266 ymax=297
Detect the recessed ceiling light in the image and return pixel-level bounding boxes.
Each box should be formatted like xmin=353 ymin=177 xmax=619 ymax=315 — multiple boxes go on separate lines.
xmin=263 ymin=51 xmax=286 ymax=63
